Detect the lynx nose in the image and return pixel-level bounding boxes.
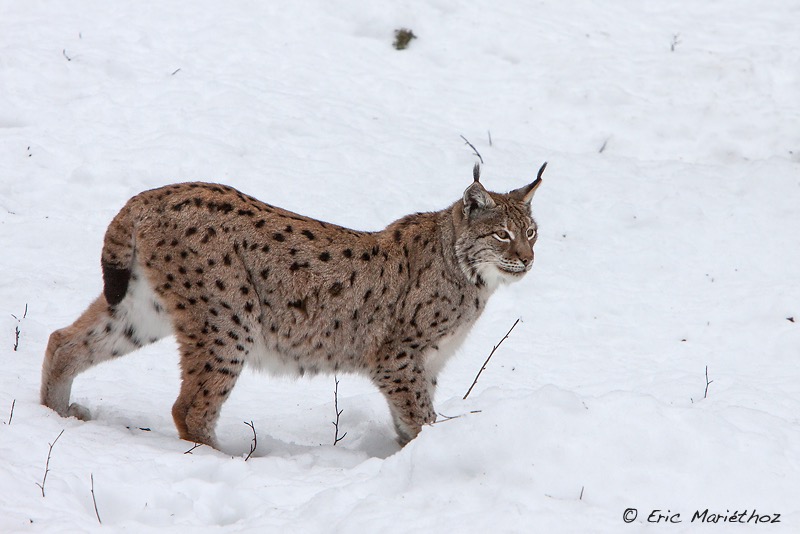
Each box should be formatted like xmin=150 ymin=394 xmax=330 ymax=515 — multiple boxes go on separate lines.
xmin=520 ymin=250 xmax=534 ymax=268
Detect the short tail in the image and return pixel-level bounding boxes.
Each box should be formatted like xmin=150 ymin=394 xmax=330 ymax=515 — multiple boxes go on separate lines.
xmin=101 ymin=198 xmax=138 ymax=306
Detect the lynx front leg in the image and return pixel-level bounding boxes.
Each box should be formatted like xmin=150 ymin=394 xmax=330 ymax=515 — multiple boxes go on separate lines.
xmin=373 ymin=356 xmax=437 ymax=446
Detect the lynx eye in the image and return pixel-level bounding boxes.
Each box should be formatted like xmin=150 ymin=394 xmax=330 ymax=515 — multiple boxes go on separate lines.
xmin=493 ymin=230 xmax=511 ymax=242
xmin=526 ymin=228 xmax=536 ymax=240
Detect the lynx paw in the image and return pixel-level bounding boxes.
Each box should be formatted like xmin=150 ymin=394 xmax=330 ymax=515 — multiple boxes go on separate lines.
xmin=393 ymin=409 xmax=437 ymax=446
xmin=67 ymin=403 xmax=91 ymax=421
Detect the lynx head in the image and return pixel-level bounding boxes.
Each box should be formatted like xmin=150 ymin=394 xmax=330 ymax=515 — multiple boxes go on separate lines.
xmin=453 ymin=162 xmax=545 ymax=289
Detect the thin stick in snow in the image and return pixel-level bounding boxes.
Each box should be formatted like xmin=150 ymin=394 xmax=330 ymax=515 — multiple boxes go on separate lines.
xmin=12 ymin=304 xmax=27 ymax=351
xmin=432 ymin=410 xmax=482 ymax=424
xmin=7 ymin=399 xmax=15 ymax=425
xmin=704 ymin=365 xmax=714 ymax=399
xmin=90 ymin=474 xmax=102 ymax=524
xmin=463 ymin=318 xmax=520 ymax=400
xmin=243 ymin=420 xmax=257 ymax=461
xmin=460 ymin=135 xmax=484 ymax=164
xmin=183 ymin=443 xmax=202 ymax=455
xmin=36 ymin=429 xmax=65 ymax=497
xmin=332 ymin=377 xmax=347 ymax=446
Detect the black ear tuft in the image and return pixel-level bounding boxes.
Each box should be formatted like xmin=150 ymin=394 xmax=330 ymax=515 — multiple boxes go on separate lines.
xmin=473 ymin=163 xmax=481 ymax=183
xmin=510 ymin=161 xmax=546 ymax=204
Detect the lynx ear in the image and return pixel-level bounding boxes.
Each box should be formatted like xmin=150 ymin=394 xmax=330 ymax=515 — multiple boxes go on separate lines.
xmin=510 ymin=161 xmax=547 ymax=204
xmin=463 ymin=169 xmax=495 ymax=217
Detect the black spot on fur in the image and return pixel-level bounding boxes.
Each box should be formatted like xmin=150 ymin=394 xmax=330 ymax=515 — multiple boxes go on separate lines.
xmin=273 ymin=233 xmax=285 ymax=242
xmin=329 ymin=282 xmax=343 ymax=296
xmin=319 ymin=251 xmax=331 ymax=262
xmin=287 ymin=298 xmax=307 ymax=314
xmin=301 ymin=229 xmax=315 ymax=240
xmin=343 ymin=249 xmax=353 ymax=258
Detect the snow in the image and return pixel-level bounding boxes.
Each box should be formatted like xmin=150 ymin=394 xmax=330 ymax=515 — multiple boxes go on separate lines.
xmin=2 ymin=0 xmax=799 ymax=532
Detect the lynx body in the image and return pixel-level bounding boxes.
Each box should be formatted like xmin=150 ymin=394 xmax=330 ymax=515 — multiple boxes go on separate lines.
xmin=41 ymin=163 xmax=544 ymax=448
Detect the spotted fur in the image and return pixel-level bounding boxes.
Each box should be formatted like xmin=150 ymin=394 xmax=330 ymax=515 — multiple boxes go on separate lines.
xmin=41 ymin=164 xmax=544 ymax=448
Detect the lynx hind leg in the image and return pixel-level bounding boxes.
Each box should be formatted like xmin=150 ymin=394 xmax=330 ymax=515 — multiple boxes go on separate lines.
xmin=170 ymin=336 xmax=245 ymax=448
xmin=41 ymin=266 xmax=172 ymax=419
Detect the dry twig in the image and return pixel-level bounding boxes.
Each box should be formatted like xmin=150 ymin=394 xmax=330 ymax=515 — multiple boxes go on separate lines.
xmin=12 ymin=304 xmax=27 ymax=351
xmin=432 ymin=410 xmax=482 ymax=425
xmin=332 ymin=377 xmax=347 ymax=446
xmin=244 ymin=420 xmax=257 ymax=460
xmin=36 ymin=429 xmax=65 ymax=497
xmin=704 ymin=366 xmax=714 ymax=399
xmin=90 ymin=474 xmax=102 ymax=524
xmin=463 ymin=318 xmax=521 ymax=399
xmin=460 ymin=135 xmax=484 ymax=164
xmin=183 ymin=443 xmax=202 ymax=455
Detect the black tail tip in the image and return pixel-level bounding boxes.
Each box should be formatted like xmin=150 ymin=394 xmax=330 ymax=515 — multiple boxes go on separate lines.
xmin=102 ymin=262 xmax=131 ymax=306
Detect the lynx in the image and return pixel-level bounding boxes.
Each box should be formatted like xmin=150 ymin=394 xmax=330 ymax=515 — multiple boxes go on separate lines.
xmin=41 ymin=163 xmax=545 ymax=448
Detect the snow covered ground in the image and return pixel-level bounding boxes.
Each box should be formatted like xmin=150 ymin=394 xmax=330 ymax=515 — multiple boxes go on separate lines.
xmin=2 ymin=1 xmax=799 ymax=532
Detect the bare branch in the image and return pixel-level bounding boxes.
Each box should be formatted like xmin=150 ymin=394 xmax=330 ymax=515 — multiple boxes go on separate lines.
xmin=670 ymin=33 xmax=681 ymax=52
xmin=183 ymin=443 xmax=202 ymax=455
xmin=704 ymin=366 xmax=714 ymax=399
xmin=244 ymin=421 xmax=257 ymax=460
xmin=90 ymin=474 xmax=102 ymax=524
xmin=62 ymin=49 xmax=72 ymax=62
xmin=432 ymin=410 xmax=482 ymax=425
xmin=12 ymin=304 xmax=27 ymax=351
xmin=7 ymin=399 xmax=15 ymax=425
xmin=460 ymin=135 xmax=484 ymax=164
xmin=463 ymin=318 xmax=521 ymax=400
xmin=332 ymin=376 xmax=347 ymax=445
xmin=36 ymin=429 xmax=65 ymax=497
